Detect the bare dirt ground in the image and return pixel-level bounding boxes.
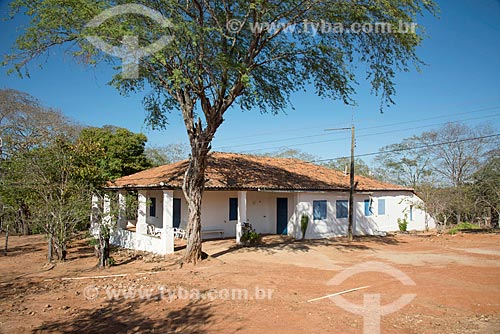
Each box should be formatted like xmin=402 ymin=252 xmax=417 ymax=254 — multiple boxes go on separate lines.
xmin=1 ymin=231 xmax=499 ymax=334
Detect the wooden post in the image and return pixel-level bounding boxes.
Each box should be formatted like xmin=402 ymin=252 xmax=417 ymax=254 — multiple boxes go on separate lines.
xmin=348 ymin=125 xmax=355 ymax=241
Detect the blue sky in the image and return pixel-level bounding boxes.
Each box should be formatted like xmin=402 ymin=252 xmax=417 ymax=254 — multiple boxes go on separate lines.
xmin=1 ymin=0 xmax=499 ymax=164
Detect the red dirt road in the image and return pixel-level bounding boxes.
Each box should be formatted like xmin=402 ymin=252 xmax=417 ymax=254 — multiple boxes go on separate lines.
xmin=0 ymin=232 xmax=499 ymax=333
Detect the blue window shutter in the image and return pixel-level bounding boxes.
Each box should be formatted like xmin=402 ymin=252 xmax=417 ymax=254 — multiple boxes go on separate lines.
xmin=410 ymin=205 xmax=413 ymax=221
xmin=378 ymin=199 xmax=386 ymax=215
xmin=313 ymin=200 xmax=327 ymax=220
xmin=364 ymin=199 xmax=372 ymax=216
xmin=336 ymin=200 xmax=348 ymax=218
xmin=229 ymin=198 xmax=238 ymax=221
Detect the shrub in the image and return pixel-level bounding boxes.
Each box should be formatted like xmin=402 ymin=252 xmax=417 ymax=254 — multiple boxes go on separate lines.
xmin=397 ymin=214 xmax=408 ymax=232
xmin=240 ymin=222 xmax=261 ymax=246
xmin=300 ymin=214 xmax=309 ymax=240
xmin=448 ymin=222 xmax=481 ymax=235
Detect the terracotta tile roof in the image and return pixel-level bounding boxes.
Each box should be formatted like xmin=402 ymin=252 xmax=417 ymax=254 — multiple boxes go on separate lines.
xmin=108 ymin=152 xmax=412 ymax=192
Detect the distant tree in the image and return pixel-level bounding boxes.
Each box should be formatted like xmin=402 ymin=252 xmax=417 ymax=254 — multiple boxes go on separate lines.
xmin=375 ymin=122 xmax=498 ymax=226
xmin=472 ymin=154 xmax=500 ymax=228
xmin=0 ymin=89 xmax=78 ymax=244
xmin=322 ymin=157 xmax=372 ymax=178
xmin=0 ymin=89 xmax=78 ymax=157
xmin=419 ymin=123 xmax=496 ymax=188
xmin=260 ymin=149 xmax=317 ymax=162
xmin=78 ymin=126 xmax=151 ymax=180
xmin=6 ymin=0 xmax=437 ymax=263
xmin=373 ymin=137 xmax=432 ymax=188
xmin=24 ymin=136 xmax=95 ymax=261
xmin=145 ymin=142 xmax=189 ymax=167
xmin=0 ymin=90 xmax=151 ymax=262
xmin=420 ymin=123 xmax=497 ymax=224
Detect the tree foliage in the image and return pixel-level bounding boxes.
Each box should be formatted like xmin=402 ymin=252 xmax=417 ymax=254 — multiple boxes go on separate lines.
xmin=419 ymin=123 xmax=494 ymax=187
xmin=78 ymin=126 xmax=150 ymax=181
xmin=0 ymin=89 xmax=153 ymax=261
xmin=5 ymin=0 xmax=437 ymax=263
xmin=260 ymin=148 xmax=317 ymax=162
xmin=374 ymin=137 xmax=432 ymax=188
xmin=375 ymin=122 xmax=499 ymax=227
xmin=472 ymin=153 xmax=500 ymax=227
xmin=145 ymin=142 xmax=189 ymax=167
xmin=322 ymin=157 xmax=372 ymax=177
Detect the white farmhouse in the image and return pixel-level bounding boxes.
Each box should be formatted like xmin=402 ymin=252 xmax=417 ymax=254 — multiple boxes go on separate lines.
xmin=95 ymin=152 xmax=434 ymax=254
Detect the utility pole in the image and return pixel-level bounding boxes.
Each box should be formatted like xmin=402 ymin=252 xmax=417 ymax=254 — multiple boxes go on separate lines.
xmin=325 ymin=126 xmax=355 ymax=240
xmin=347 ymin=125 xmax=355 ymax=241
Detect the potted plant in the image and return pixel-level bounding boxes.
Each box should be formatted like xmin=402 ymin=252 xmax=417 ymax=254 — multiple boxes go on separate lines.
xmin=300 ymin=214 xmax=309 ymax=240
xmin=240 ymin=222 xmax=262 ymax=246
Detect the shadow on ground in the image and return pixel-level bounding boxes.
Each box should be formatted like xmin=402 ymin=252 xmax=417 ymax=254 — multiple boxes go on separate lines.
xmin=3 ymin=242 xmax=43 ymax=257
xmin=33 ymin=296 xmax=213 ymax=334
xmin=209 ymin=234 xmax=403 ymax=258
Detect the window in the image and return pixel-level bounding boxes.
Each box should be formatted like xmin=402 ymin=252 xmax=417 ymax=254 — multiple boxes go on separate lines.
xmin=229 ymin=198 xmax=238 ymax=221
xmin=313 ymin=200 xmax=327 ymax=220
xmin=378 ymin=199 xmax=386 ymax=215
xmin=149 ymin=197 xmax=156 ymax=217
xmin=336 ymin=200 xmax=348 ymax=218
xmin=364 ymin=199 xmax=373 ymax=216
xmin=409 ymin=205 xmax=413 ymax=221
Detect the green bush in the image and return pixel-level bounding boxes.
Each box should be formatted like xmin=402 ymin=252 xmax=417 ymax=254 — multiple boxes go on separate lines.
xmin=240 ymin=223 xmax=262 ymax=246
xmin=448 ymin=222 xmax=481 ymax=235
xmin=397 ymin=214 xmax=408 ymax=232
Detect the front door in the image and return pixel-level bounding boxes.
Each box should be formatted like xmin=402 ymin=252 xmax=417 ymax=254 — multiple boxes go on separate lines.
xmin=173 ymin=198 xmax=181 ymax=228
xmin=276 ymin=198 xmax=288 ymax=235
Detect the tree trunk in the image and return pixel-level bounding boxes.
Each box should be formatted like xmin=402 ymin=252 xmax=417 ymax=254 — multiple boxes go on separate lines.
xmin=491 ymin=207 xmax=499 ymax=229
xmin=47 ymin=233 xmax=53 ymax=262
xmin=56 ymin=242 xmax=67 ymax=261
xmin=18 ymin=203 xmax=30 ymax=235
xmin=4 ymin=230 xmax=8 ymax=256
xmin=98 ymin=228 xmax=110 ymax=267
xmin=182 ymin=140 xmax=210 ymax=264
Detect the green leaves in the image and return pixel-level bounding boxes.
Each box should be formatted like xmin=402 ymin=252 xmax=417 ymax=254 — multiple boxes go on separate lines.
xmin=77 ymin=125 xmax=151 ymax=181
xmin=5 ymin=0 xmax=437 ymax=123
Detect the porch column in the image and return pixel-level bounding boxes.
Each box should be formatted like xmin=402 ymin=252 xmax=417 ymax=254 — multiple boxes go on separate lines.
xmin=162 ymin=190 xmax=174 ymax=254
xmin=137 ymin=191 xmax=147 ymax=234
xmin=118 ymin=191 xmax=127 ymax=229
xmin=236 ymin=191 xmax=247 ymax=244
xmin=90 ymin=194 xmax=99 ymax=237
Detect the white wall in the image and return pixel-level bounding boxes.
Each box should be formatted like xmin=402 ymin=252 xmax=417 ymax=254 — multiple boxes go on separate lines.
xmin=354 ymin=192 xmax=435 ymax=234
xmin=142 ymin=190 xmax=164 ymax=228
xmin=110 ymin=228 xmax=167 ymax=254
xmin=199 ymin=191 xmax=295 ymax=238
xmin=291 ymin=191 xmax=435 ymax=239
xmin=135 ymin=189 xmax=434 ymax=241
xmin=153 ymin=190 xmax=296 ymax=238
xmin=247 ymin=191 xmax=295 ymax=235
xmin=291 ymin=192 xmax=349 ymax=239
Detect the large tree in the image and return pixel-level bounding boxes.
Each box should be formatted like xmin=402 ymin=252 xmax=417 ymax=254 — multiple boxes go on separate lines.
xmin=5 ymin=0 xmax=436 ymax=263
xmin=145 ymin=142 xmax=190 ymax=167
xmin=374 ymin=136 xmax=432 ymax=188
xmin=419 ymin=123 xmax=495 ymax=187
xmin=472 ymin=153 xmax=500 ymax=228
xmin=78 ymin=126 xmax=151 ymax=181
xmin=323 ymin=157 xmax=372 ymax=178
xmin=0 ymin=89 xmax=77 ymax=238
xmin=374 ymin=122 xmax=498 ymax=225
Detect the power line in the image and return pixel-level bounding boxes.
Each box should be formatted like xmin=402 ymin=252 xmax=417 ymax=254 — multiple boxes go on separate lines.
xmin=304 ymin=133 xmax=500 ymax=165
xmin=211 ymin=105 xmax=500 ymax=149
xmin=235 ymin=112 xmax=500 ymax=153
